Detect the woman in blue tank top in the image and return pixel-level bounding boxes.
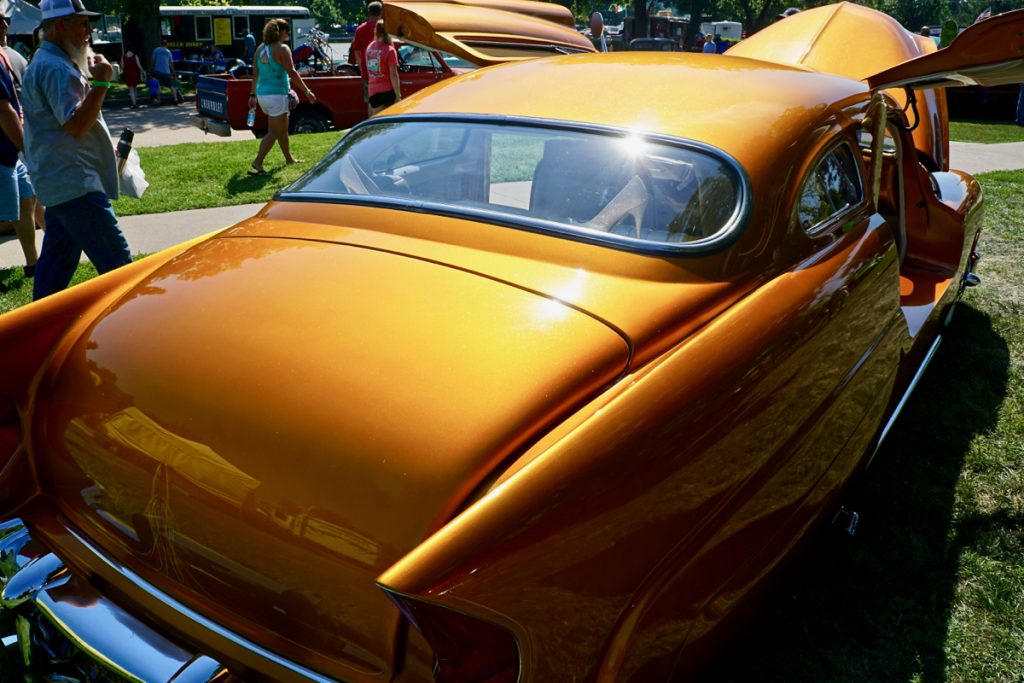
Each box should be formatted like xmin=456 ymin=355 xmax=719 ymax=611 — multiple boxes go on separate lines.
xmin=249 ymin=19 xmax=317 ymax=175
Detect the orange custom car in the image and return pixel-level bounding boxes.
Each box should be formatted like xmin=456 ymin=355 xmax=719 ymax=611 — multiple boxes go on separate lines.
xmin=1 ymin=4 xmax=1021 ymax=682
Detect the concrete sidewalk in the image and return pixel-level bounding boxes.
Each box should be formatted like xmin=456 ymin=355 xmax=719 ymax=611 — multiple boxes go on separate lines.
xmin=0 ymin=203 xmax=262 ymax=269
xmin=2 ymin=139 xmax=1021 ymax=271
xmin=949 ymin=141 xmax=1024 ymax=176
xmin=103 ymin=104 xmax=252 ymax=148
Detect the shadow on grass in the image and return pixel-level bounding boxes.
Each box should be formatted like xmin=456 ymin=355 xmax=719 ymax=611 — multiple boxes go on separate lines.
xmin=224 ymin=169 xmax=284 ymax=195
xmin=0 ymin=269 xmax=29 ymax=296
xmin=705 ymin=303 xmax=1010 ymax=683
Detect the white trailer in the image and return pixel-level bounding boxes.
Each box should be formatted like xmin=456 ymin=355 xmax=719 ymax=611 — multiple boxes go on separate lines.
xmin=700 ymin=21 xmax=743 ymax=40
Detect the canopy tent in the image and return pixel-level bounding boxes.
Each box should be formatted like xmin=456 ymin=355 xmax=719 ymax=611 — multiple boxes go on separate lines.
xmin=0 ymin=0 xmax=41 ymax=36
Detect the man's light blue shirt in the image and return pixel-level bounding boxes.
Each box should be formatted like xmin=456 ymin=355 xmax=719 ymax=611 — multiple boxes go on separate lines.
xmin=151 ymin=46 xmax=173 ymax=74
xmin=22 ymin=41 xmax=118 ymax=206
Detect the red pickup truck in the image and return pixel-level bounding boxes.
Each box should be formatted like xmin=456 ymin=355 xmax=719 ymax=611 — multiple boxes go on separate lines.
xmin=190 ymin=45 xmax=471 ymax=137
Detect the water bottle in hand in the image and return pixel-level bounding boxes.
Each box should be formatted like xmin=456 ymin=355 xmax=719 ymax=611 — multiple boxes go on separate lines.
xmin=116 ymin=127 xmax=134 ymax=173
xmin=247 ymin=107 xmax=256 ymax=128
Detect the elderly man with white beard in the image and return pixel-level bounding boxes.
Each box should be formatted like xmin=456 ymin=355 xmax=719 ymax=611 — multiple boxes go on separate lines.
xmin=21 ymin=0 xmax=130 ymax=300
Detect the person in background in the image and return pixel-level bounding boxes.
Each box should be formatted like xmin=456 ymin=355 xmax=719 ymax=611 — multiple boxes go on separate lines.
xmin=244 ymin=28 xmax=256 ymax=64
xmin=120 ymin=47 xmax=143 ymax=108
xmin=365 ymin=20 xmax=400 ymax=115
xmin=702 ymin=33 xmax=716 ymax=53
xmin=920 ymin=26 xmax=940 ymax=47
xmin=0 ymin=12 xmax=27 ymax=88
xmin=590 ymin=12 xmax=607 ymax=52
xmin=149 ymin=38 xmax=182 ymax=105
xmin=349 ymin=2 xmax=382 ymax=116
xmin=249 ymin=18 xmax=316 ymax=175
xmin=22 ymin=0 xmax=131 ymax=300
xmin=0 ymin=36 xmax=37 ymax=280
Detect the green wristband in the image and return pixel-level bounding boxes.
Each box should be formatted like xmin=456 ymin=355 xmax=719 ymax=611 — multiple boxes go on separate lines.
xmin=91 ymin=81 xmax=112 ymax=88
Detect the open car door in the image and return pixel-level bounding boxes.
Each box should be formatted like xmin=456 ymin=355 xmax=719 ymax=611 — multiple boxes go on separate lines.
xmin=868 ymin=8 xmax=1024 ymax=90
xmin=383 ymin=1 xmax=596 ymax=67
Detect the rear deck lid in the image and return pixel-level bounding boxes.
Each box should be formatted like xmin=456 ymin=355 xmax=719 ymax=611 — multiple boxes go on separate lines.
xmin=31 ymin=236 xmax=628 ymax=681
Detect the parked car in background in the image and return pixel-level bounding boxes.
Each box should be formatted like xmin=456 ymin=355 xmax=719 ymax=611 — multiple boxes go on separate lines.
xmin=1 ymin=3 xmax=1020 ymax=682
xmin=629 ymin=37 xmax=679 ymax=50
xmin=191 ymin=44 xmax=473 ymax=137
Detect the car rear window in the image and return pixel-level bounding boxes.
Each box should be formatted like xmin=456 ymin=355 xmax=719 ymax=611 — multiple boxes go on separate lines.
xmin=284 ymin=118 xmax=748 ymax=253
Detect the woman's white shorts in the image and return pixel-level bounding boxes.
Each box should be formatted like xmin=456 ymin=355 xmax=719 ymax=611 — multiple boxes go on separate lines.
xmin=257 ymin=94 xmax=289 ymax=118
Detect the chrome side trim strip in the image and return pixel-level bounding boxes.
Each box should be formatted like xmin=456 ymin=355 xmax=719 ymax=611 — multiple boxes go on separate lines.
xmin=868 ymin=334 xmax=942 ymax=467
xmin=64 ymin=525 xmax=336 ymax=683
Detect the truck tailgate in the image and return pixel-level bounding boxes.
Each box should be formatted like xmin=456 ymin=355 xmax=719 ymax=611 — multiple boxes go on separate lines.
xmin=196 ymin=75 xmax=229 ymax=120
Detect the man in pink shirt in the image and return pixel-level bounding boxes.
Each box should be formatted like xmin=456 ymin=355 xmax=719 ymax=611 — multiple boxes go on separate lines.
xmin=348 ymin=2 xmax=382 ymax=115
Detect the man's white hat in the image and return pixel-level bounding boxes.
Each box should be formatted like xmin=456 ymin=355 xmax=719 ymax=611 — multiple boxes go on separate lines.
xmin=39 ymin=0 xmax=100 ymax=23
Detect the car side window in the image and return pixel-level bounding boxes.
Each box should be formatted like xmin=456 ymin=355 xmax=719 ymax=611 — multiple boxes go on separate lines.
xmin=797 ymin=142 xmax=863 ymax=235
xmin=399 ymin=46 xmax=436 ymax=70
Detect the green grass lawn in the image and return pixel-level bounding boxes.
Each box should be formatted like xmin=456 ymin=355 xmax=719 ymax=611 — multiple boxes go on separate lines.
xmin=949 ymin=119 xmax=1024 ymax=144
xmin=110 ymin=131 xmax=342 ymax=217
xmin=108 ymin=131 xmax=546 ymax=217
xmin=1 ymin=171 xmax=1022 ymax=681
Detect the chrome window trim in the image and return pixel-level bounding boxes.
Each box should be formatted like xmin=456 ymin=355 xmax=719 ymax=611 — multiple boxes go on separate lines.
xmin=61 ymin=525 xmax=336 ymax=683
xmin=275 ymin=113 xmax=754 ymax=258
xmin=797 ymin=139 xmax=866 ymax=238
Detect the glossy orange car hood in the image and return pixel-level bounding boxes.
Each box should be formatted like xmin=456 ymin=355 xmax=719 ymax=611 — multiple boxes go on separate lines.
xmin=30 ymin=234 xmax=629 ymax=680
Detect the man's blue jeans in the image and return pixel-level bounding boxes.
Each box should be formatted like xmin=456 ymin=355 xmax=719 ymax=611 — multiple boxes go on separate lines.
xmin=33 ymin=192 xmax=131 ymax=301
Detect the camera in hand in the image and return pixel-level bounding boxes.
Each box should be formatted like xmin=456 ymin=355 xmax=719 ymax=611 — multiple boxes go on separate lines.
xmin=116 ymin=127 xmax=134 ymax=172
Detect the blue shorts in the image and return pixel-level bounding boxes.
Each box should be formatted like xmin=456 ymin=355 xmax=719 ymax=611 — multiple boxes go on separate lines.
xmin=0 ymin=160 xmax=35 ymax=221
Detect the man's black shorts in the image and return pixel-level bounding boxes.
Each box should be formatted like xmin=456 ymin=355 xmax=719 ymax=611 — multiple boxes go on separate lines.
xmin=368 ymin=91 xmax=396 ymax=108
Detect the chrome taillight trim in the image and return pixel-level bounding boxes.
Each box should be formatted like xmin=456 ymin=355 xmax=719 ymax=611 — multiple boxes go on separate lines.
xmin=0 ymin=517 xmax=336 ymax=683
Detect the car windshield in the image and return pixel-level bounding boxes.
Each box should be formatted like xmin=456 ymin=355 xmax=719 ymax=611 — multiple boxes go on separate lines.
xmin=285 ymin=119 xmax=746 ymax=251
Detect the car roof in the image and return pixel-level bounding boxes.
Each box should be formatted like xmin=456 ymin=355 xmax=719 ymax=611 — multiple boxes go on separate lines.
xmin=383 ymin=52 xmax=869 ymax=166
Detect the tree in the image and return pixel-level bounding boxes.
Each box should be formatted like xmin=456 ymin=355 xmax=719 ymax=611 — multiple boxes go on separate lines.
xmin=85 ymin=0 xmax=160 ymax=58
xmin=119 ymin=0 xmax=161 ymax=60
xmin=309 ymin=0 xmax=345 ymax=28
xmin=632 ymin=0 xmax=649 ymax=37
xmin=710 ymin=0 xmax=786 ymax=32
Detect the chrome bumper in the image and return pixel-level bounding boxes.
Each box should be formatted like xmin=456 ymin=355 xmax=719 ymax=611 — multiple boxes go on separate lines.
xmin=0 ymin=517 xmax=226 ymax=682
xmin=189 ymin=115 xmax=232 ymax=137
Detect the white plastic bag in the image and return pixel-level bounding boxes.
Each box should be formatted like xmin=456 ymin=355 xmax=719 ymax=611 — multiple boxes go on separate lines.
xmin=118 ymin=148 xmax=149 ymax=199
